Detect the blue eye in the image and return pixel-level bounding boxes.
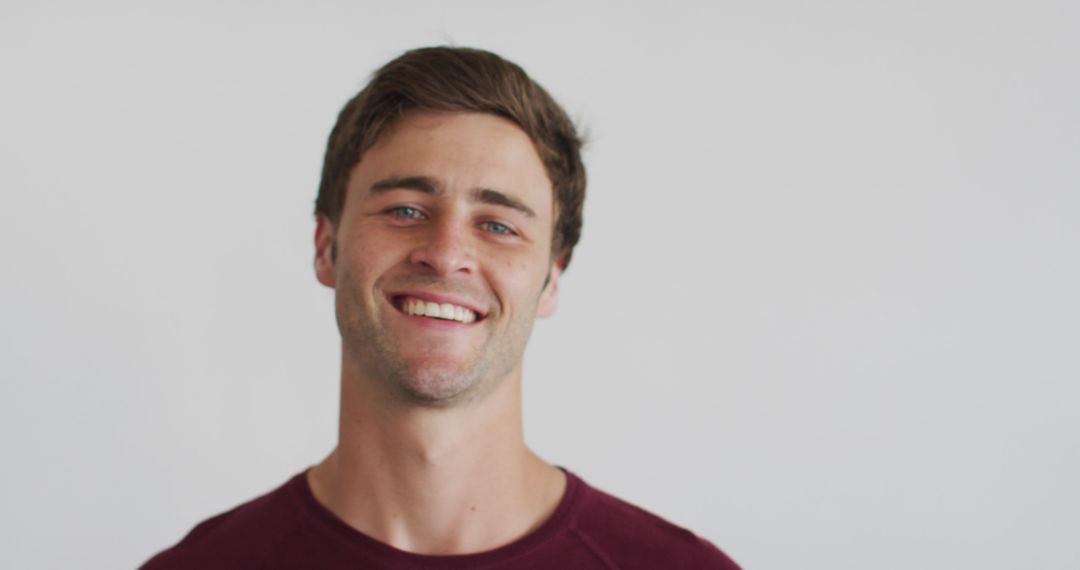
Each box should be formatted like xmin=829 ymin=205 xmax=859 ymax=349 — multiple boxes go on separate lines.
xmin=388 ymin=206 xmax=423 ymax=219
xmin=482 ymin=221 xmax=515 ymax=235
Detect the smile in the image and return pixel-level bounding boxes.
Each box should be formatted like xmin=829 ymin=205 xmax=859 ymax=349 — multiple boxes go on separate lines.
xmin=397 ymin=296 xmax=479 ymax=324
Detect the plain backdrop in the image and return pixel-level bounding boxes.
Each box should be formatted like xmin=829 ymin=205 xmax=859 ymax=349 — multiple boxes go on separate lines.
xmin=2 ymin=1 xmax=1078 ymax=569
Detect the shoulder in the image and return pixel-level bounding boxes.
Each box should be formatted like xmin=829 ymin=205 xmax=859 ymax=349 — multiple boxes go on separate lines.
xmin=139 ymin=472 xmax=308 ymax=570
xmin=566 ymin=472 xmax=741 ymax=570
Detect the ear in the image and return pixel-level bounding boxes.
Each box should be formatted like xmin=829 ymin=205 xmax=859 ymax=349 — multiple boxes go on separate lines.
xmin=314 ymin=215 xmax=337 ymax=288
xmin=535 ymin=252 xmax=565 ymax=319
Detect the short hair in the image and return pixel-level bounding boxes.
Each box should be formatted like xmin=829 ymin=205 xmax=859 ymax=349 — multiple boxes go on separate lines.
xmin=314 ymin=46 xmax=586 ymax=269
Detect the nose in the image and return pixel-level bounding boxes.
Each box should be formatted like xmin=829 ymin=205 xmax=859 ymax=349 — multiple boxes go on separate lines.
xmin=407 ymin=217 xmax=478 ymax=276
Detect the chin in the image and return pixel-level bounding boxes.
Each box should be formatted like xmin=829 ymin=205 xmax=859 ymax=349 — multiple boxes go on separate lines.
xmin=390 ymin=362 xmax=486 ymax=406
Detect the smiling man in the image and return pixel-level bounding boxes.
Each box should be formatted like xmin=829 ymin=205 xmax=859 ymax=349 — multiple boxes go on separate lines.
xmin=141 ymin=47 xmax=739 ymax=569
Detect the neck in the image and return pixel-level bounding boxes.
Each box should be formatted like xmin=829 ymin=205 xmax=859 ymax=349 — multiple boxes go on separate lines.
xmin=308 ymin=353 xmax=566 ymax=555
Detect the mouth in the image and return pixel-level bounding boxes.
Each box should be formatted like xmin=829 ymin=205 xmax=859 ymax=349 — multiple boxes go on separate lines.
xmin=390 ymin=294 xmax=485 ymax=324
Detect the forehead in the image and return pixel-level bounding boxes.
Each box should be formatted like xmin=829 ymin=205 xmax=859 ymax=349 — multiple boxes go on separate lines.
xmin=349 ymin=111 xmax=554 ymax=215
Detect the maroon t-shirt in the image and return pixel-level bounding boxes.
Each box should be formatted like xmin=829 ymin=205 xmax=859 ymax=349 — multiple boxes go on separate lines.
xmin=140 ymin=469 xmax=740 ymax=569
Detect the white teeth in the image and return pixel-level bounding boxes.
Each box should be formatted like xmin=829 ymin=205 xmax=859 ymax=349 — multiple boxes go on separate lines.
xmin=400 ymin=297 xmax=477 ymax=323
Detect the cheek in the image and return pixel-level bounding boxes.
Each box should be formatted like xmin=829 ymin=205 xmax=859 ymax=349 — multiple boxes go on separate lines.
xmin=495 ymin=253 xmax=539 ymax=282
xmin=498 ymin=255 xmax=551 ymax=302
xmin=344 ymin=226 xmax=396 ymax=265
xmin=337 ymin=238 xmax=392 ymax=293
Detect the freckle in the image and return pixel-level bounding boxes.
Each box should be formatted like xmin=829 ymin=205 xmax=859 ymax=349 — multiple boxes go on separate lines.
xmin=470 ymin=505 xmax=477 ymax=512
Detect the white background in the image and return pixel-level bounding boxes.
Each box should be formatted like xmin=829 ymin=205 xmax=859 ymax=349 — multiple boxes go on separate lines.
xmin=2 ymin=1 xmax=1078 ymax=569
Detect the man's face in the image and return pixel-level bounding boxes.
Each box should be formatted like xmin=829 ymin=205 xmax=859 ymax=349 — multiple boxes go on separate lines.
xmin=315 ymin=111 xmax=561 ymax=406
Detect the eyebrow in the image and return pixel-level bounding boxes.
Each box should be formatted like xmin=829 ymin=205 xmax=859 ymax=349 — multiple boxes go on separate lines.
xmin=369 ymin=176 xmax=439 ymax=195
xmin=368 ymin=176 xmax=536 ymax=218
xmin=474 ymin=188 xmax=536 ymax=218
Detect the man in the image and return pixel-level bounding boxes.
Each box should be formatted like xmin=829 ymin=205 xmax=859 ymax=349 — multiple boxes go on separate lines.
xmin=142 ymin=46 xmax=740 ymax=569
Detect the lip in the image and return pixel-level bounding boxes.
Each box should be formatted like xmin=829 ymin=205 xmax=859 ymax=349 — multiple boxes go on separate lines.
xmin=385 ymin=290 xmax=489 ymax=320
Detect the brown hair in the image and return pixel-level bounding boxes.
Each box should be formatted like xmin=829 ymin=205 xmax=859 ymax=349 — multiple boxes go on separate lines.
xmin=314 ymin=46 xmax=586 ymax=269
